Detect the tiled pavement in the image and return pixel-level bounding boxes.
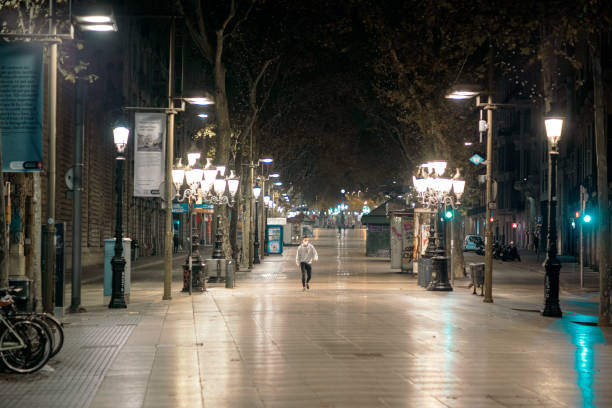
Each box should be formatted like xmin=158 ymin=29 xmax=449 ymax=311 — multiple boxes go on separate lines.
xmin=1 ymin=228 xmax=611 ymax=407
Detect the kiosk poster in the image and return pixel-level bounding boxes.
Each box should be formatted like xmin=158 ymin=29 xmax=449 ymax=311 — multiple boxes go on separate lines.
xmin=134 ymin=112 xmax=166 ymax=197
xmin=0 ymin=43 xmax=44 ymax=172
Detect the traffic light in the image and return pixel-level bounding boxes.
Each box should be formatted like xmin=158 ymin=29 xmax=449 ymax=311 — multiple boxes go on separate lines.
xmin=444 ymin=206 xmax=454 ymax=219
xmin=583 ymin=214 xmax=592 ymax=223
xmin=512 ymin=222 xmax=518 ymax=229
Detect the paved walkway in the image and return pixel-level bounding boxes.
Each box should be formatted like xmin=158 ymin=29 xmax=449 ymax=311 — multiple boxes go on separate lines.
xmin=1 ymin=228 xmax=611 ymax=407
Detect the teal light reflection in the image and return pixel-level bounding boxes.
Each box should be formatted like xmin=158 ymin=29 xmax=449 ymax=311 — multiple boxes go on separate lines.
xmin=552 ymin=314 xmax=605 ymax=408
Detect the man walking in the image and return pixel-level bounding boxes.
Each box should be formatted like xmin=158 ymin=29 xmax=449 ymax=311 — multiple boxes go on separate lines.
xmin=296 ymin=236 xmax=318 ymax=290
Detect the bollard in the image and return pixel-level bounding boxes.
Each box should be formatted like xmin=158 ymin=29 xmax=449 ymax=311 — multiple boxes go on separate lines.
xmin=225 ymin=260 xmax=235 ymax=288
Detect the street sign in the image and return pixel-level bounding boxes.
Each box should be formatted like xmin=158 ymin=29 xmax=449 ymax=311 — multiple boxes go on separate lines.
xmin=469 ymin=154 xmax=485 ymax=165
xmin=172 ymin=203 xmax=187 ymax=213
xmin=172 ymin=203 xmax=214 ymax=214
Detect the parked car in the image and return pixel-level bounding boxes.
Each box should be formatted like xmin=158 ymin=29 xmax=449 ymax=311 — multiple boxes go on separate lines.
xmin=463 ymin=235 xmax=484 ymax=254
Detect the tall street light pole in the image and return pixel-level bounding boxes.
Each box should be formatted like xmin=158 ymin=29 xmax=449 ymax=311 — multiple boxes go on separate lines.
xmin=109 ymin=126 xmax=129 ymax=309
xmin=446 ymin=88 xmax=496 ymax=303
xmin=483 ymin=96 xmax=494 ymax=303
xmin=253 ymin=183 xmax=261 ymax=264
xmin=163 ymin=18 xmax=176 ymax=300
xmin=44 ymin=0 xmax=58 ymax=314
xmin=70 ymin=6 xmax=120 ymax=313
xmin=542 ymin=116 xmax=563 ymax=317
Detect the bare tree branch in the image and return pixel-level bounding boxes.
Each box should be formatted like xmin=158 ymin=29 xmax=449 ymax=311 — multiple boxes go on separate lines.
xmin=224 ymin=0 xmax=255 ymax=39
xmin=176 ymin=0 xmax=213 ymax=64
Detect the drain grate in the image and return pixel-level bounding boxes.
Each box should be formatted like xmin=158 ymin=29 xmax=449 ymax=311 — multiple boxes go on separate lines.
xmin=512 ymin=308 xmax=541 ymax=313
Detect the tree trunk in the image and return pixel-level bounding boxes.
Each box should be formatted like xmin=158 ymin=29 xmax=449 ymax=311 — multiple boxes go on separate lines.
xmin=241 ymin=165 xmax=251 ymax=269
xmin=213 ymin=31 xmax=233 ymax=260
xmin=32 ymin=173 xmax=42 ymax=312
xmin=589 ymin=34 xmax=610 ymax=326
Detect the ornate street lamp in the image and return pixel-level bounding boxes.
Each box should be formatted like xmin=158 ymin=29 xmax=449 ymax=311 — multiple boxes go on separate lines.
xmin=412 ymin=162 xmax=465 ymax=291
xmin=109 ymin=126 xmax=129 ymax=309
xmin=172 ymin=155 xmax=240 ymax=283
xmin=253 ymin=184 xmax=262 ymax=264
xmin=542 ymin=115 xmax=564 ymax=317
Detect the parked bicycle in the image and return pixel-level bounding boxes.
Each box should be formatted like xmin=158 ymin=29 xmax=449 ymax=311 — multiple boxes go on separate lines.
xmin=0 ymin=287 xmax=64 ymax=373
xmin=0 ymin=292 xmax=51 ymax=373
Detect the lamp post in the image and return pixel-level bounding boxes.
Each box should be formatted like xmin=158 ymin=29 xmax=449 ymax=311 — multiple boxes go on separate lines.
xmin=542 ymin=116 xmax=563 ymax=317
xmin=70 ymin=7 xmax=119 ymax=313
xmin=263 ymin=194 xmax=271 ymax=255
xmin=172 ymin=154 xmax=204 ymax=294
xmin=253 ymin=183 xmax=262 ymax=264
xmin=172 ymin=157 xmax=239 ymax=262
xmin=259 ymin=158 xmax=274 ymax=259
xmin=446 ymin=87 xmax=495 ymax=303
xmin=109 ymin=126 xmax=129 ymax=309
xmin=412 ymin=161 xmax=465 ymax=292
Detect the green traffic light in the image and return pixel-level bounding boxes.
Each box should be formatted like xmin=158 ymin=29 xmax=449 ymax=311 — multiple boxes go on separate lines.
xmin=583 ymin=214 xmax=592 ymax=223
xmin=445 ymin=210 xmax=453 ymax=219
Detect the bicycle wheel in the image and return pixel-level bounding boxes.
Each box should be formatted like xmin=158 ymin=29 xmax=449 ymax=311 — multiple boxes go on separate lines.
xmin=0 ymin=320 xmax=51 ymax=373
xmin=40 ymin=314 xmax=64 ymax=358
xmin=14 ymin=313 xmax=64 ymax=358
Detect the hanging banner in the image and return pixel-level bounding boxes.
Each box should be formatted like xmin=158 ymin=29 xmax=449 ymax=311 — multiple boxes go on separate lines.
xmin=0 ymin=43 xmax=44 ymax=172
xmin=134 ymin=112 xmax=166 ymax=197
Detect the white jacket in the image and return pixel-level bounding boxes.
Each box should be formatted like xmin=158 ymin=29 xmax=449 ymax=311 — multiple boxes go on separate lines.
xmin=296 ymin=242 xmax=318 ymax=265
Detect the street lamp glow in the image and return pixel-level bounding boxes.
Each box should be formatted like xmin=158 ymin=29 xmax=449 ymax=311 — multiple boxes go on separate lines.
xmin=172 ymin=168 xmax=185 ymax=188
xmin=445 ymin=91 xmax=478 ymax=100
xmin=253 ymin=184 xmax=262 ymax=199
xmin=544 ymin=117 xmax=564 ymax=146
xmin=424 ymin=161 xmax=447 ymax=176
xmin=213 ymin=175 xmax=226 ymax=196
xmin=113 ymin=126 xmax=129 ymax=153
xmin=444 ymin=85 xmax=481 ymax=100
xmin=77 ymin=15 xmax=112 ymax=23
xmin=185 ymin=168 xmax=203 ymax=187
xmin=187 ymin=152 xmax=201 ymax=166
xmin=270 ymin=173 xmax=280 ymax=178
xmin=197 ymin=113 xmax=208 ymax=118
xmin=263 ymin=195 xmax=271 ymax=205
xmin=184 ymin=97 xmax=214 ymax=105
xmin=452 ymin=179 xmax=466 ymax=199
xmin=80 ymin=24 xmax=116 ymax=31
xmin=227 ymin=173 xmax=240 ymax=197
xmin=274 ymin=182 xmax=283 ymax=186
xmin=260 ymin=157 xmax=273 ymax=163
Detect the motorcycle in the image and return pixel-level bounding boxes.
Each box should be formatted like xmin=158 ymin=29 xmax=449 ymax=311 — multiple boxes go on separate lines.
xmin=492 ymin=241 xmax=504 ymax=260
xmin=493 ymin=241 xmax=521 ymax=261
xmin=503 ymin=241 xmax=521 ymax=261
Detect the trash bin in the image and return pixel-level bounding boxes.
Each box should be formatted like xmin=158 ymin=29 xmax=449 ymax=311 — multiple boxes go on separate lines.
xmin=468 ymin=262 xmax=485 ymax=295
xmin=182 ymin=255 xmax=206 ymax=292
xmin=205 ymin=258 xmax=233 ymax=284
xmin=8 ymin=277 xmax=33 ymax=312
xmin=104 ymin=238 xmax=131 ymax=303
xmin=417 ymin=258 xmax=433 ymax=288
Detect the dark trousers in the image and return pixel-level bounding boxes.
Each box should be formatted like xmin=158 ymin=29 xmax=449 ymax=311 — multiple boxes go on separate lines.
xmin=300 ymin=262 xmax=312 ymax=286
